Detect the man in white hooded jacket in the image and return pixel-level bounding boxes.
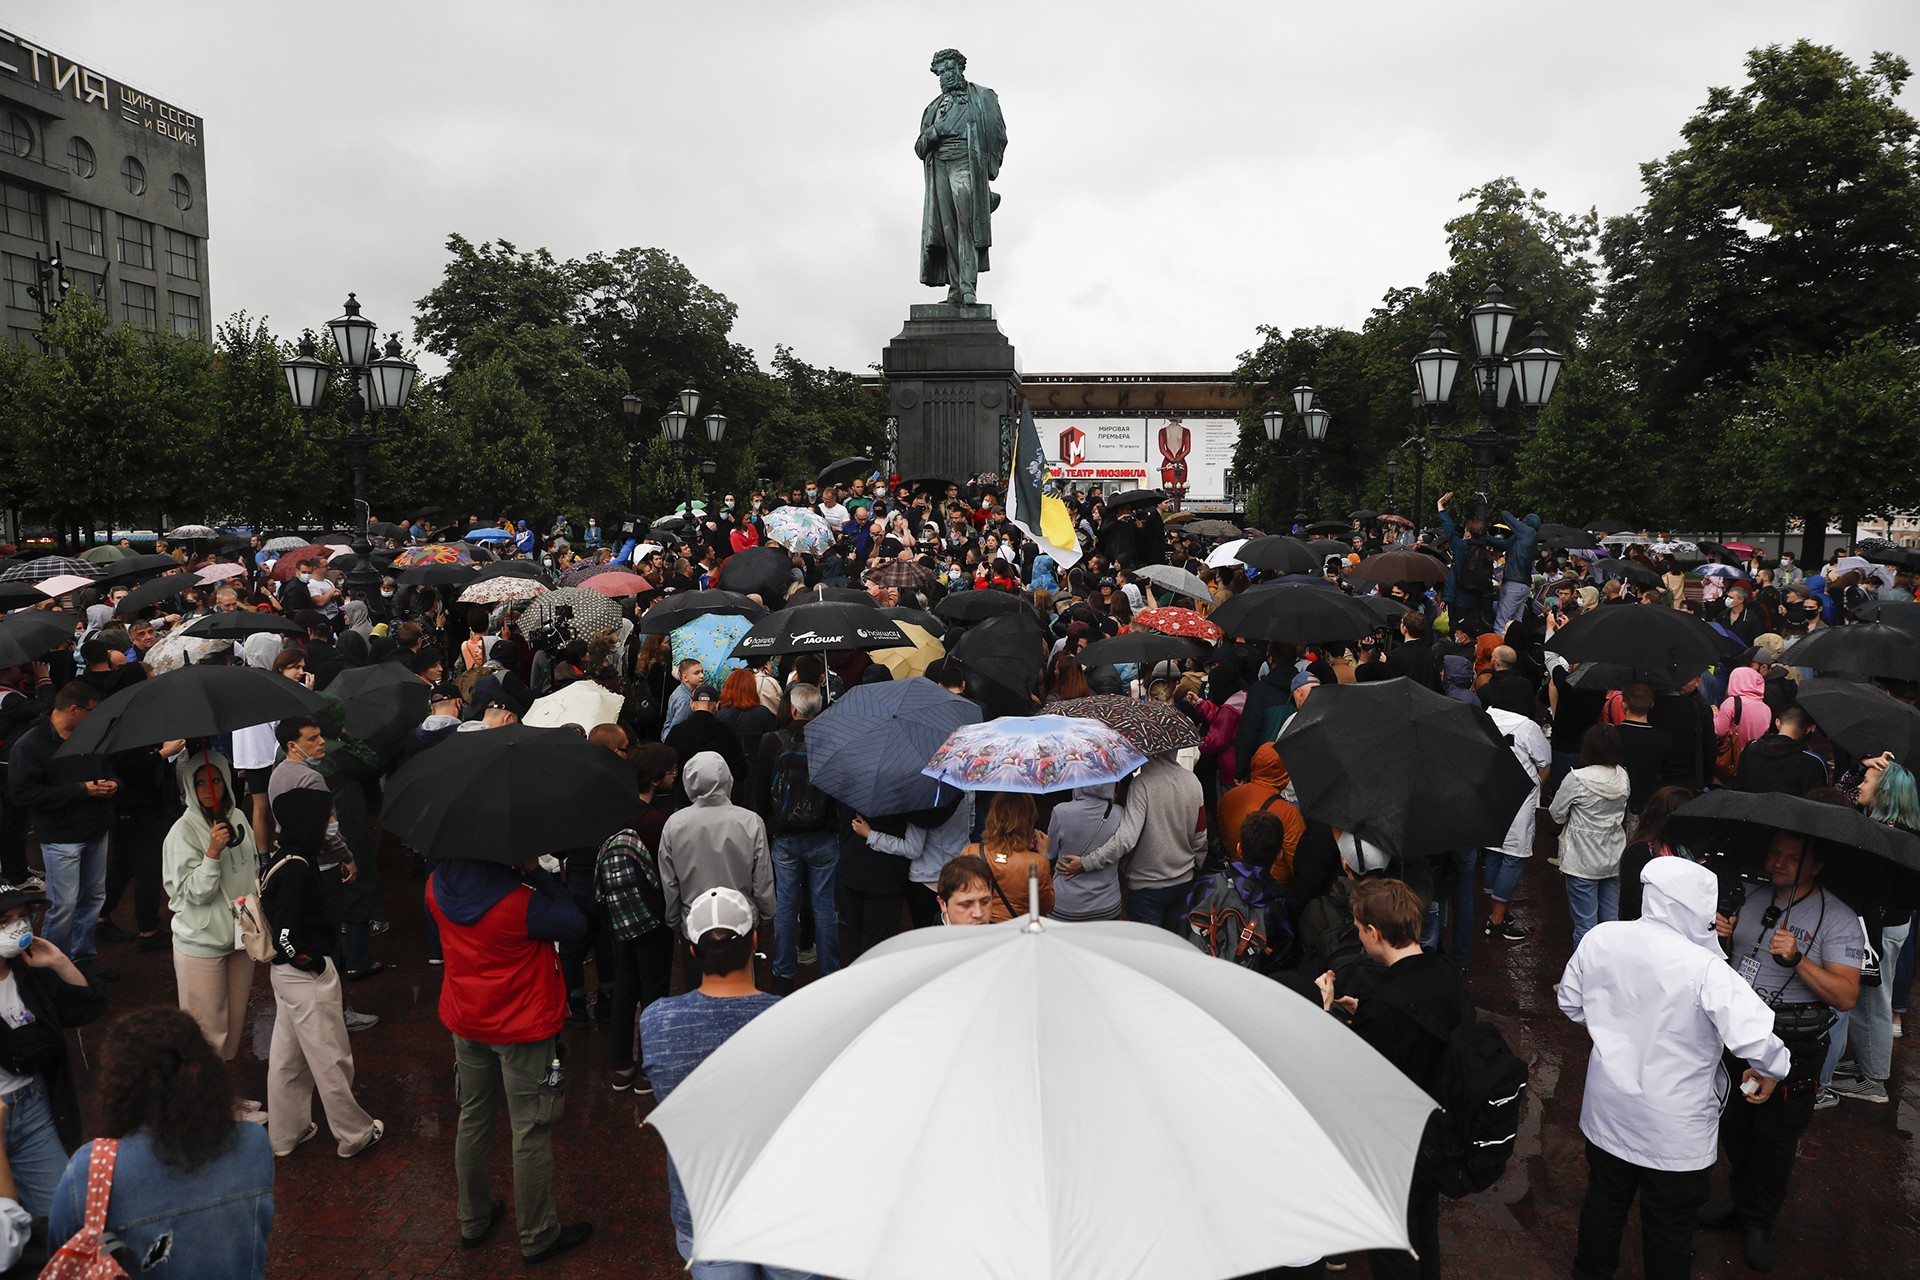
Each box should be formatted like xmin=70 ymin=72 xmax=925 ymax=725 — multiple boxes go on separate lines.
xmin=1557 ymin=857 xmax=1789 ymax=1280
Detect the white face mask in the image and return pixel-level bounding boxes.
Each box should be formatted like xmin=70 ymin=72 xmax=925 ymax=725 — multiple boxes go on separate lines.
xmin=0 ymin=918 xmax=33 ymax=959
xmin=380 ymin=589 xmax=394 ymax=599
xmin=297 ymin=572 xmax=311 ymax=584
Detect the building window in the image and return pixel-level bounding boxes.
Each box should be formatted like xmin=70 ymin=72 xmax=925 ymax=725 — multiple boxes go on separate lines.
xmin=121 ymin=280 xmax=156 ymax=330
xmin=120 ymin=156 xmax=145 ymax=196
xmin=116 ymin=214 xmax=154 ymax=270
xmin=169 ymin=173 xmax=192 ymax=211
xmin=62 ymin=200 xmax=105 ymax=258
xmin=0 ymin=182 xmax=44 ymax=242
xmin=1 ymin=114 xmax=31 ymax=158
xmin=164 ymin=229 xmax=198 ymax=280
xmin=2 ymin=254 xmax=35 ymax=311
xmin=67 ymin=265 xmax=104 ymax=302
xmin=168 ymin=290 xmax=201 ymax=338
xmin=65 ymin=136 xmax=94 ymax=178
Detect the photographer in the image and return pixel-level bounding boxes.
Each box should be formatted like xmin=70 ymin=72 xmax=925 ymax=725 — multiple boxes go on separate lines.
xmin=1702 ymin=825 xmax=1863 ymax=1272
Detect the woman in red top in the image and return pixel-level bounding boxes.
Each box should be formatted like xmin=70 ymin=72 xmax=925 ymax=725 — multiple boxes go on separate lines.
xmin=728 ymin=510 xmax=760 ymax=556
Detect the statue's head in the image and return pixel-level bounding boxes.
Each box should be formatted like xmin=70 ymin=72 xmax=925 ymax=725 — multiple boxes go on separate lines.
xmin=931 ymin=49 xmax=967 ymax=92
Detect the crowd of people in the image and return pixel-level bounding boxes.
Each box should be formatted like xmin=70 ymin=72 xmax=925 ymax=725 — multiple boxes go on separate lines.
xmin=0 ymin=472 xmax=1913 ymax=1277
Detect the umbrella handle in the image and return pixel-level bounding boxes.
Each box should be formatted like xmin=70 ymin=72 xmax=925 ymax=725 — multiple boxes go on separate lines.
xmin=1025 ymin=863 xmax=1043 ymax=933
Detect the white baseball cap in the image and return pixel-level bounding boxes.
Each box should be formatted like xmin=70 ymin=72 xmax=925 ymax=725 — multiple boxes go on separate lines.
xmin=684 ymin=887 xmax=755 ymax=944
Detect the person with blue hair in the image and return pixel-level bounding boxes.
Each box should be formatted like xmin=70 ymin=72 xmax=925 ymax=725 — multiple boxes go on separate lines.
xmin=1829 ymin=753 xmax=1919 ymax=1107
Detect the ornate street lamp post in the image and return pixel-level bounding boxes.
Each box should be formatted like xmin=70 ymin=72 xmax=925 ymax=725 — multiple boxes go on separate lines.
xmin=1262 ymin=383 xmax=1332 ymax=528
xmin=657 ymin=388 xmax=728 ymax=523
xmin=280 ymin=293 xmax=417 ymax=535
xmin=1411 ymin=285 xmax=1564 ymax=523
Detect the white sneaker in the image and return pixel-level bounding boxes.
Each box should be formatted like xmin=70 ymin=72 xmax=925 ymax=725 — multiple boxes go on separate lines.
xmin=343 ymin=1008 xmax=380 ymax=1032
xmin=1831 ymin=1075 xmax=1890 ymax=1104
xmin=17 ymin=875 xmax=44 ymax=892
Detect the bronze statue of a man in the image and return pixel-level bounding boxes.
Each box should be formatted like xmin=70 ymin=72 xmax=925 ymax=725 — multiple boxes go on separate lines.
xmin=916 ymin=49 xmax=1007 ymax=306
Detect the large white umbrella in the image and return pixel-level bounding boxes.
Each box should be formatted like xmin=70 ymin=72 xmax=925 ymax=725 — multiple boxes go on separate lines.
xmin=522 ymin=680 xmax=624 ymax=730
xmin=1204 ymin=537 xmax=1249 ymax=569
xmin=650 ymin=918 xmax=1436 ymax=1280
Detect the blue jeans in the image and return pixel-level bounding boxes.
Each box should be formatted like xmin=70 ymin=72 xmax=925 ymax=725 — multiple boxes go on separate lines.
xmin=1443 ymin=849 xmax=1477 ymax=971
xmin=1896 ymin=912 xmax=1918 ymax=1014
xmin=676 ymin=1226 xmax=819 ymax=1280
xmin=1564 ymin=874 xmax=1619 ymax=947
xmin=1484 ymin=852 xmax=1526 ymax=905
xmin=1494 ymin=579 xmax=1531 ymax=633
xmin=5 ymin=1080 xmax=69 ymax=1225
xmin=772 ymin=832 xmax=839 ymax=979
xmin=40 ymin=835 xmax=107 ymax=966
xmin=1848 ymin=919 xmax=1909 ymax=1081
xmin=1126 ymin=881 xmax=1192 ymax=934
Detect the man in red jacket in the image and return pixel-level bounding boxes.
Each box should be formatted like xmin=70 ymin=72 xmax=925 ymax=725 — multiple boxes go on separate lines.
xmin=427 ymin=857 xmax=592 ymax=1265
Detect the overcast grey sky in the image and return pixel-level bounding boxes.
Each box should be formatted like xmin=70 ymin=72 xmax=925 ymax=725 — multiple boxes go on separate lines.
xmin=10 ymin=1 xmax=1920 ymax=382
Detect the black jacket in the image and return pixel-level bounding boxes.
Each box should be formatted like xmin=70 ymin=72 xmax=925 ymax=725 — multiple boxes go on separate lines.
xmin=1352 ymin=952 xmax=1470 ymax=1092
xmin=0 ymin=962 xmax=107 ymax=1150
xmin=1735 ymin=733 xmax=1831 ymax=798
xmin=1614 ymin=721 xmax=1673 ymax=814
xmin=1384 ymin=641 xmax=1441 ymax=693
xmin=665 ymin=712 xmax=744 ymax=805
xmin=260 ymin=849 xmax=334 ymax=972
xmin=7 ymin=720 xmax=114 ymax=842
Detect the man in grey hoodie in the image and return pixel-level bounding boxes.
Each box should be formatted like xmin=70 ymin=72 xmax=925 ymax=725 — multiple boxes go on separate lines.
xmin=657 ymin=752 xmax=775 ymax=941
xmin=1045 ymin=783 xmax=1126 ymax=921
xmin=1059 ymin=753 xmax=1206 ymax=933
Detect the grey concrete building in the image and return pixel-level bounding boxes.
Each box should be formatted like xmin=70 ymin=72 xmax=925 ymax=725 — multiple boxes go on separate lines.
xmin=0 ymin=28 xmax=208 ymax=347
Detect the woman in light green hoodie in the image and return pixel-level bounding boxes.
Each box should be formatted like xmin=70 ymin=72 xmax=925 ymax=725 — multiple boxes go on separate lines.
xmin=161 ymin=749 xmax=264 ymax=1121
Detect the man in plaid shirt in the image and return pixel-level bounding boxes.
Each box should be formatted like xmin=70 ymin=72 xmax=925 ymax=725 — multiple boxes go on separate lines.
xmin=595 ymin=742 xmax=678 ymax=1093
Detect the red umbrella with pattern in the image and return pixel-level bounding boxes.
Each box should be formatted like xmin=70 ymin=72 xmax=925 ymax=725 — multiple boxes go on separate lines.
xmin=1134 ymin=607 xmax=1223 ymax=642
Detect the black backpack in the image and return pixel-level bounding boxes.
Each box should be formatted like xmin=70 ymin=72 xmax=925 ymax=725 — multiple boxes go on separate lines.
xmin=1457 ymin=543 xmax=1496 ymax=599
xmin=769 ymin=726 xmax=833 ymax=831
xmin=1376 ymin=992 xmax=1529 ymax=1198
xmin=1185 ymin=865 xmax=1295 ymax=972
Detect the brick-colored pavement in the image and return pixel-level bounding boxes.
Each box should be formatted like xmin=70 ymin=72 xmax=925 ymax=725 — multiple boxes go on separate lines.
xmin=61 ymin=832 xmax=1920 ymax=1278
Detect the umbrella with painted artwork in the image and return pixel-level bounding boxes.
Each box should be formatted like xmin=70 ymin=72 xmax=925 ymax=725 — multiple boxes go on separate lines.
xmin=673 ymin=613 xmax=755 ymax=687
xmin=922 ymin=715 xmax=1145 ymax=795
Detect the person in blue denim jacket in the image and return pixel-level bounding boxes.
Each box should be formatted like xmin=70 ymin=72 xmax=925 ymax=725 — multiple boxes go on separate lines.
xmin=50 ymin=1007 xmax=273 ymax=1278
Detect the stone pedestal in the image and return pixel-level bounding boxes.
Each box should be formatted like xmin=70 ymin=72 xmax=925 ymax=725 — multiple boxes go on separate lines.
xmin=881 ymin=303 xmax=1020 ymax=487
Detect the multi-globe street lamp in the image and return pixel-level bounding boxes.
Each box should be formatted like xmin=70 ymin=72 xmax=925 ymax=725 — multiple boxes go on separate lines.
xmin=1411 ymin=284 xmax=1564 ymax=523
xmin=279 ymin=293 xmax=418 ymax=534
xmin=1262 ymin=383 xmax=1332 ymax=527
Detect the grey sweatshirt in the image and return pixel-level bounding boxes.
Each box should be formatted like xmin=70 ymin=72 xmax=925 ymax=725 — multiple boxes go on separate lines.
xmin=658 ymin=752 xmax=775 ymax=927
xmin=1046 ymin=783 xmax=1126 ymax=920
xmin=1081 ymin=756 xmax=1208 ymax=890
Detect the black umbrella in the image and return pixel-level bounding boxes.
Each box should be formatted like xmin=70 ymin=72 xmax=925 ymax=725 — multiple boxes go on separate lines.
xmin=1540 ymin=525 xmax=1600 ymax=551
xmin=1348 ymin=509 xmax=1380 ymax=523
xmin=934 ymin=590 xmax=1040 ymax=626
xmin=57 ymin=666 xmax=327 ymax=756
xmin=639 ymin=589 xmax=768 ymax=636
xmin=806 ymin=679 xmax=981 ymax=816
xmin=1073 ymin=631 xmax=1208 ymax=668
xmin=1784 ymin=624 xmax=1920 ymax=684
xmin=112 ymin=571 xmax=198 ymax=618
xmin=1299 ymin=521 xmax=1352 ymax=538
xmin=1665 ymin=789 xmax=1920 ymax=912
xmin=816 ymin=456 xmax=876 ymax=489
xmin=339 ymin=678 xmax=431 ymax=757
xmin=180 ymin=612 xmax=306 ymax=640
xmin=1183 ymin=519 xmax=1243 ymax=540
xmin=730 ymin=600 xmax=908 ymax=659
xmin=0 ymin=610 xmax=75 ymax=668
xmin=788 ymin=585 xmax=874 ymax=606
xmin=1796 ymin=677 xmax=1920 ymax=765
xmin=99 ymin=553 xmax=189 ymax=585
xmin=1352 ymin=594 xmax=1413 ymax=627
xmin=1592 ymin=559 xmax=1662 ymax=590
xmin=366 ymin=521 xmax=406 ymax=539
xmin=880 ymin=605 xmax=946 ymax=639
xmin=1546 ymin=604 xmax=1732 ymax=682
xmin=714 ymin=546 xmax=797 ymax=608
xmin=476 ymin=560 xmax=553 ymax=583
xmin=406 ymin=504 xmax=447 ymax=523
xmin=382 ymin=724 xmax=640 ymax=866
xmin=1233 ymin=536 xmax=1319 ymax=576
xmin=948 ymin=610 xmax=1048 ymax=718
xmin=1206 ymin=582 xmax=1380 ymax=646
xmin=1852 ymin=600 xmax=1920 ymax=635
xmin=1105 ymin=488 xmax=1167 ymax=511
xmin=1304 ymin=539 xmax=1352 ymax=559
xmin=1587 ymin=519 xmax=1635 ymax=535
xmin=0 ymin=583 xmax=43 ymax=611
xmin=397 ymin=563 xmax=480 ymax=589
xmin=1275 ymin=677 xmax=1534 ymax=860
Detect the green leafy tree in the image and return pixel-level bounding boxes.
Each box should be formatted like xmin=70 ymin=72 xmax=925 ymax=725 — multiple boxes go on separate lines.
xmin=1731 ymin=332 xmax=1920 ymax=537
xmin=445 ymin=353 xmax=556 ymax=518
xmin=209 ymin=312 xmax=339 ymax=529
xmin=1602 ymin=42 xmax=1920 ymax=546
